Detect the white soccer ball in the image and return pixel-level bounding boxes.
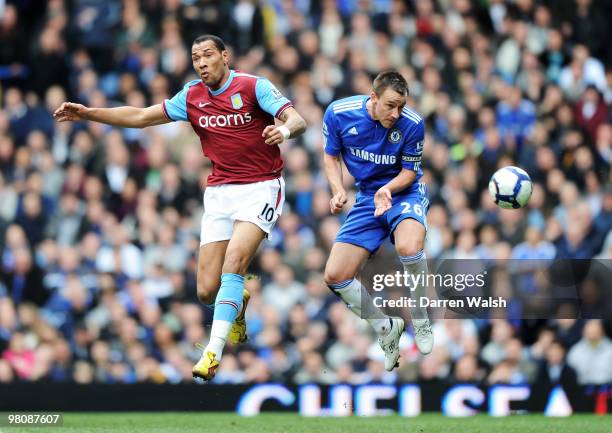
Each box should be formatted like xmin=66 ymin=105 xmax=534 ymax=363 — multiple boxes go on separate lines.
xmin=488 ymin=166 xmax=533 ymax=209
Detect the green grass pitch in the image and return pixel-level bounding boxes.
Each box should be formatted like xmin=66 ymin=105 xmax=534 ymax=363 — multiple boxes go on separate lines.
xmin=3 ymin=413 xmax=610 ymax=433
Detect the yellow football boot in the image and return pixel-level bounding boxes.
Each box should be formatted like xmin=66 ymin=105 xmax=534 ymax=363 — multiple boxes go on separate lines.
xmin=192 ymin=347 xmax=219 ymax=381
xmin=229 ymin=289 xmax=250 ymax=344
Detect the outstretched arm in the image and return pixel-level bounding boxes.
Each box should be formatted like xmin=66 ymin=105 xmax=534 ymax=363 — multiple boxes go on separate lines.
xmin=262 ymin=107 xmax=307 ymax=145
xmin=53 ymin=102 xmax=171 ymax=128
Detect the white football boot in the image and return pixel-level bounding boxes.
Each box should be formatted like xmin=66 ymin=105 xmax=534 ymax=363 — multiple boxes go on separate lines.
xmin=377 ymin=317 xmax=405 ymax=371
xmin=413 ymin=318 xmax=433 ymax=355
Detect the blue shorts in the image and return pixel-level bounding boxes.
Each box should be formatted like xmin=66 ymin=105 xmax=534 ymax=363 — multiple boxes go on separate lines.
xmin=336 ymin=182 xmax=429 ymax=254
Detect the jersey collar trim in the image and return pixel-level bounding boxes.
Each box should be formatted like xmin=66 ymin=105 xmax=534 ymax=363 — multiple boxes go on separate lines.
xmin=208 ymin=70 xmax=235 ymax=96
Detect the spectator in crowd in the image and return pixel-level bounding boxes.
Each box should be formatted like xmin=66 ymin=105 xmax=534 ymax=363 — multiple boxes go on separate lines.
xmin=481 ymin=320 xmax=514 ymax=366
xmin=451 ymin=354 xmax=485 ymax=383
xmin=1 ymin=246 xmax=47 ymax=306
xmin=534 ymin=340 xmax=578 ymax=389
xmin=567 ymin=320 xmax=612 ymax=385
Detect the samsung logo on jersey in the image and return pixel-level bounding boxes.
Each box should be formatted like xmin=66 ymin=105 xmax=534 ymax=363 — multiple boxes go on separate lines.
xmin=349 ymin=148 xmax=396 ymax=164
xmin=199 ymin=113 xmax=252 ymax=128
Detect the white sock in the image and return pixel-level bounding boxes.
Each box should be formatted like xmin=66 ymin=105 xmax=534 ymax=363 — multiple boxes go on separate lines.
xmin=329 ymin=278 xmax=391 ymax=335
xmin=399 ymin=251 xmax=429 ymax=321
xmin=206 ymin=320 xmax=232 ymax=360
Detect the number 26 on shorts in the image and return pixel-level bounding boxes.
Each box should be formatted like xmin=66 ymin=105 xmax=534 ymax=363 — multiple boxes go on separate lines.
xmin=400 ymin=202 xmax=423 ymax=216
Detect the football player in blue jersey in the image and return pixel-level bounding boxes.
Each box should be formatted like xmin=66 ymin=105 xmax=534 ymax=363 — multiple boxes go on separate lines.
xmin=322 ymin=71 xmax=433 ymax=370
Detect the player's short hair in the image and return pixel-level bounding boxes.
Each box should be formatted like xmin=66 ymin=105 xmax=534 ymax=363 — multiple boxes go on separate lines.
xmin=192 ymin=35 xmax=226 ymax=53
xmin=373 ymin=71 xmax=409 ymax=97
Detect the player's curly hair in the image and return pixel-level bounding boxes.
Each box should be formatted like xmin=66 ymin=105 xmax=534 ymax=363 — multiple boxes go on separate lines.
xmin=192 ymin=34 xmax=226 ymax=53
xmin=373 ymin=70 xmax=409 ymax=97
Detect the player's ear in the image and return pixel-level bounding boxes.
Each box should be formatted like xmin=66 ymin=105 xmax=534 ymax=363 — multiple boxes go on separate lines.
xmin=222 ymin=50 xmax=228 ymax=66
xmin=370 ymin=91 xmax=377 ymax=104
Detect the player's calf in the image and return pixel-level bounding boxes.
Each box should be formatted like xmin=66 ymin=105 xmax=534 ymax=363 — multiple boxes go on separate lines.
xmin=196 ymin=240 xmax=227 ymax=304
xmin=221 ymin=249 xmax=252 ymax=275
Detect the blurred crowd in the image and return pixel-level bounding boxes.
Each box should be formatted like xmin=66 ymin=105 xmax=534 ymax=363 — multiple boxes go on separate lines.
xmin=0 ymin=0 xmax=611 ymax=386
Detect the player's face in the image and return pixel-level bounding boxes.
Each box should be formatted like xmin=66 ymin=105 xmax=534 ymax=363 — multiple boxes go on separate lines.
xmin=372 ymin=88 xmax=406 ymax=128
xmin=192 ymin=40 xmax=229 ymax=89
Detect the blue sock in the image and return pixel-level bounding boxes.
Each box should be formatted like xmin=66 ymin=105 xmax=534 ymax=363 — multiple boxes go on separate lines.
xmin=213 ymin=273 xmax=244 ymax=323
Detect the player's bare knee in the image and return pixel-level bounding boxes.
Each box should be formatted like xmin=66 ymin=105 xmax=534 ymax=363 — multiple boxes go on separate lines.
xmin=324 ymin=267 xmax=352 ymax=287
xmin=196 ymin=273 xmax=220 ymax=304
xmin=396 ymin=241 xmax=423 ymax=258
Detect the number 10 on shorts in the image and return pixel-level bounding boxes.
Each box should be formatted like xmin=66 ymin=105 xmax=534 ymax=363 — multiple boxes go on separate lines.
xmin=259 ymin=203 xmax=275 ymax=222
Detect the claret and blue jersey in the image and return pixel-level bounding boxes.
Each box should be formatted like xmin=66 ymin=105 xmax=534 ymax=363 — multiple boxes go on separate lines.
xmin=162 ymin=70 xmax=293 ymax=186
xmin=323 ymin=95 xmax=429 ymax=253
xmin=323 ymin=95 xmax=425 ymax=195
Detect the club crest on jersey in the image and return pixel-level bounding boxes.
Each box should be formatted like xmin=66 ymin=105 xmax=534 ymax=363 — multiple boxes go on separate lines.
xmin=231 ymin=93 xmax=243 ymax=109
xmin=388 ymin=128 xmax=402 ymax=143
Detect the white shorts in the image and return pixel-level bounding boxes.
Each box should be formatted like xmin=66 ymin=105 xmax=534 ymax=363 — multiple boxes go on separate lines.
xmin=200 ymin=177 xmax=285 ymax=246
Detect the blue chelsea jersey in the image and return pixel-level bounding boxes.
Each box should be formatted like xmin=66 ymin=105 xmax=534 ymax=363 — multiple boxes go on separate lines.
xmin=323 ymin=95 xmax=425 ymax=194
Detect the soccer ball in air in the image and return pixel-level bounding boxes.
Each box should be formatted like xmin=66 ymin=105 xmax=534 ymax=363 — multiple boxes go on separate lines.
xmin=488 ymin=166 xmax=533 ymax=209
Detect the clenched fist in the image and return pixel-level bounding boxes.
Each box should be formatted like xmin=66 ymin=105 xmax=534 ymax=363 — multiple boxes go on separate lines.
xmin=262 ymin=125 xmax=290 ymax=145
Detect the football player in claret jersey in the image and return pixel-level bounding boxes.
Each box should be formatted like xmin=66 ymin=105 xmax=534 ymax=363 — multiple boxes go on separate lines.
xmin=54 ymin=35 xmax=306 ymax=381
xmin=322 ymin=71 xmax=433 ymax=371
